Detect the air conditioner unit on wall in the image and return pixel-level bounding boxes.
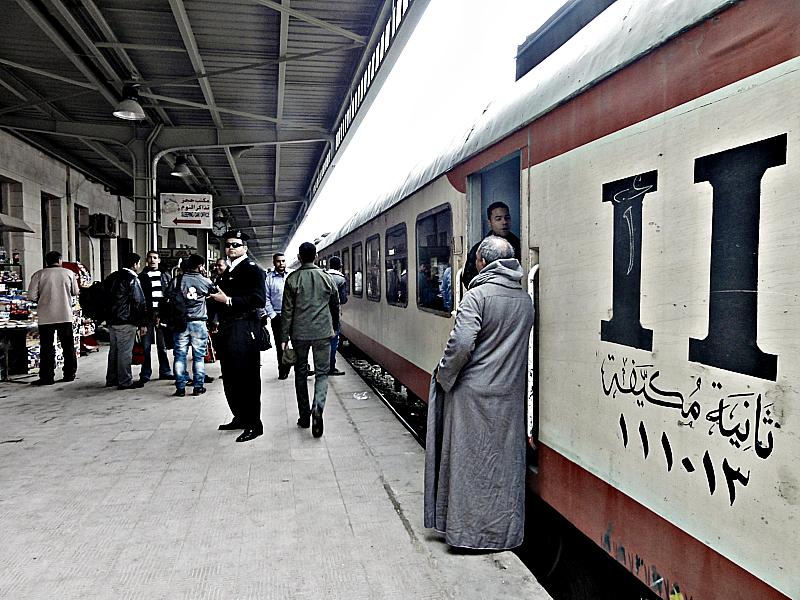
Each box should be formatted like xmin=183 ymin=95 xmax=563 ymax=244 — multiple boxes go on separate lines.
xmin=89 ymin=214 xmax=117 ymax=238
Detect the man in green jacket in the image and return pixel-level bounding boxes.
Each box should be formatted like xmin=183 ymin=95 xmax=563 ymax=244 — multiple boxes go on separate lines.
xmin=281 ymin=242 xmax=340 ymax=437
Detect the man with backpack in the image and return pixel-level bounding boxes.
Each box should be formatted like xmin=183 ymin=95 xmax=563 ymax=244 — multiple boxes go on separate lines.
xmin=105 ymin=253 xmax=148 ymax=390
xmin=166 ymin=254 xmax=215 ymax=397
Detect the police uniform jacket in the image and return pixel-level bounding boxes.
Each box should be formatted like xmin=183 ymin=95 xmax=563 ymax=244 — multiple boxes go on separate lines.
xmin=209 ymin=257 xmax=266 ymax=323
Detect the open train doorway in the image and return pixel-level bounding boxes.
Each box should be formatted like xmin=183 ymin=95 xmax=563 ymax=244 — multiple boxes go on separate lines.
xmin=465 ymin=152 xmax=523 ymax=289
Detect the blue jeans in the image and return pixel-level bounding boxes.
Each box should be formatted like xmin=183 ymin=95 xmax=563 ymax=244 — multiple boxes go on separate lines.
xmin=173 ymin=321 xmax=208 ymax=389
xmin=140 ymin=322 xmax=171 ymax=380
xmin=330 ymin=321 xmax=341 ymax=370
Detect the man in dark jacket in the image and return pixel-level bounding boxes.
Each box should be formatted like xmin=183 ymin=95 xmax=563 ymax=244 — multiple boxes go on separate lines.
xmin=105 ymin=252 xmax=148 ymax=390
xmin=208 ymin=230 xmax=267 ymax=443
xmin=462 ymin=201 xmax=522 ymax=288
xmin=138 ymin=250 xmax=173 ymax=383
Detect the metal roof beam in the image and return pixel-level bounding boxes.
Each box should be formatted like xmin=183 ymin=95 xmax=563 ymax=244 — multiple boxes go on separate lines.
xmin=251 ymin=0 xmax=367 ymax=45
xmin=80 ymin=0 xmax=175 ymax=126
xmin=0 ymin=116 xmax=330 ymax=149
xmin=13 ymin=0 xmax=120 ymax=107
xmin=132 ymin=43 xmax=362 ymax=88
xmin=139 ymin=91 xmax=329 ymax=134
xmin=215 ymin=195 xmax=305 ymax=207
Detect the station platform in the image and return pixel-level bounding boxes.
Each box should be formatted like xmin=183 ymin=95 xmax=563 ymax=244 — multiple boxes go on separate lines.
xmin=0 ymin=345 xmax=551 ymax=600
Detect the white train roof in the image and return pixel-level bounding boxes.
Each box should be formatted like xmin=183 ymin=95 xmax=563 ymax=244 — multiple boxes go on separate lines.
xmin=317 ymin=0 xmax=737 ymax=253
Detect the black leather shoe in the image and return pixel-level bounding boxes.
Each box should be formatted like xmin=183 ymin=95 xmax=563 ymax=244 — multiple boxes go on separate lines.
xmin=312 ymin=410 xmax=323 ymax=438
xmin=297 ymin=415 xmax=310 ymax=428
xmin=31 ymin=379 xmax=55 ymax=386
xmin=118 ymin=381 xmax=144 ymax=390
xmin=218 ymin=421 xmax=243 ymax=430
xmin=138 ymin=377 xmax=149 ymax=384
xmin=159 ymin=374 xmax=176 ymax=380
xmin=329 ymin=369 xmax=346 ymax=376
xmin=173 ymin=388 xmax=185 ymax=397
xmin=192 ymin=387 xmax=206 ymax=396
xmin=278 ymin=373 xmax=289 ymax=380
xmin=204 ymin=375 xmax=215 ymax=383
xmin=236 ymin=429 xmax=262 ymax=443
xmin=60 ymin=375 xmax=76 ymax=382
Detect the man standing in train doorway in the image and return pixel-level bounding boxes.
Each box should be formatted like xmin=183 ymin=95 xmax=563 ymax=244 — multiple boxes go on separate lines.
xmin=281 ymin=242 xmax=340 ymax=438
xmin=208 ymin=230 xmax=266 ymax=443
xmin=462 ymin=201 xmax=522 ymax=288
xmin=424 ymin=236 xmax=533 ymax=550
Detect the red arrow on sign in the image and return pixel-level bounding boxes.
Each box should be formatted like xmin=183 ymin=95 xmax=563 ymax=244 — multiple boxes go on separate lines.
xmin=173 ymin=218 xmax=202 ymax=225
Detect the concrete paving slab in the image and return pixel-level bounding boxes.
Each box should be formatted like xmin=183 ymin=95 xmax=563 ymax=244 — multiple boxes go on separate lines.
xmin=0 ymin=344 xmax=550 ymax=600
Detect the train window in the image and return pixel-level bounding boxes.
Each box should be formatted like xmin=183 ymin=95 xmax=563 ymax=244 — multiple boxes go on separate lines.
xmin=366 ymin=234 xmax=381 ymax=302
xmin=352 ymin=242 xmax=363 ymax=297
xmin=416 ymin=204 xmax=453 ymax=315
xmin=341 ymin=248 xmax=350 ymax=292
xmin=385 ymin=223 xmax=407 ymax=307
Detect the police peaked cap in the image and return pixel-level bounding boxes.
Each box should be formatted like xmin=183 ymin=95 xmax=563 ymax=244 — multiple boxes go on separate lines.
xmin=222 ymin=229 xmax=250 ymax=242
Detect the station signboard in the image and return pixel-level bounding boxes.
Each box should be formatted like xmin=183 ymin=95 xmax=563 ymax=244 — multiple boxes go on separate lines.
xmin=160 ymin=193 xmax=212 ymax=229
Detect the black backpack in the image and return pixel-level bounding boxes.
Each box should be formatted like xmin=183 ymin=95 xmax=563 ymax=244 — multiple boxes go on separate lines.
xmin=79 ymin=281 xmax=108 ymax=323
xmin=160 ymin=275 xmax=188 ymax=333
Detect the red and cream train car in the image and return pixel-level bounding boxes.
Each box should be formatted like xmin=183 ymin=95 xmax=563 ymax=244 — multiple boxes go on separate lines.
xmin=316 ymin=0 xmax=799 ymax=597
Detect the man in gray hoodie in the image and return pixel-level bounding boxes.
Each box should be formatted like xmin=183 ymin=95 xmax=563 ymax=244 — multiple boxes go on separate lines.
xmin=170 ymin=254 xmax=215 ymax=397
xmin=424 ymin=235 xmax=534 ymax=551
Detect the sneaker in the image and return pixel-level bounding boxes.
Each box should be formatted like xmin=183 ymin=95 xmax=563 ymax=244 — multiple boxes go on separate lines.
xmin=173 ymin=388 xmax=186 ymax=397
xmin=192 ymin=387 xmax=206 ymax=396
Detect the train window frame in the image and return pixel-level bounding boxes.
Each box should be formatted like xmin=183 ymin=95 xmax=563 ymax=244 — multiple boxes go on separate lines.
xmin=341 ymin=247 xmax=351 ymax=293
xmin=385 ymin=223 xmax=408 ymax=308
xmin=365 ymin=234 xmax=381 ymax=302
xmin=352 ymin=242 xmax=363 ymax=298
xmin=416 ymin=203 xmax=453 ymax=317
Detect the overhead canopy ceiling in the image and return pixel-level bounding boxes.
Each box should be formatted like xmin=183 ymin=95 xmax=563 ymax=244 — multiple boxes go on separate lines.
xmin=0 ymin=0 xmax=427 ymax=262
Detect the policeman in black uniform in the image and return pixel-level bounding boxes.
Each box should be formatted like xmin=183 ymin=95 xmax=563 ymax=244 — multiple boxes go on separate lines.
xmin=208 ymin=230 xmax=267 ymax=442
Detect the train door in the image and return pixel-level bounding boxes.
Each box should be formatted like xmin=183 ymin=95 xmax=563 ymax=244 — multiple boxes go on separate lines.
xmin=465 ymin=152 xmax=522 ymax=271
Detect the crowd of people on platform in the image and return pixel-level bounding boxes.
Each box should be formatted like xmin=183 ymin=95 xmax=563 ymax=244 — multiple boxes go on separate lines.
xmin=27 ymin=201 xmax=534 ymax=552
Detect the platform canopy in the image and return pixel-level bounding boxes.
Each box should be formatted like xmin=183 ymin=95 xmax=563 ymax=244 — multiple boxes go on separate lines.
xmin=0 ymin=0 xmax=428 ymax=261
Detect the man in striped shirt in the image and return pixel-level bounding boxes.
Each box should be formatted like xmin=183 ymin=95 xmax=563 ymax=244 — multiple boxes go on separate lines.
xmin=138 ymin=250 xmax=173 ymax=382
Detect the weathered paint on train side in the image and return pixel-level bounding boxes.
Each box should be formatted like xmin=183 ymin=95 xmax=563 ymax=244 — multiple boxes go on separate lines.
xmin=520 ymin=7 xmax=800 ymax=599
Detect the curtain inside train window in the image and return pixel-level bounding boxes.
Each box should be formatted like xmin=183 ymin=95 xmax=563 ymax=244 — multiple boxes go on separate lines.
xmin=416 ymin=204 xmax=453 ymax=315
xmin=385 ymin=223 xmax=408 ymax=307
xmin=366 ymin=234 xmax=381 ymax=302
xmin=352 ymin=242 xmax=363 ymax=297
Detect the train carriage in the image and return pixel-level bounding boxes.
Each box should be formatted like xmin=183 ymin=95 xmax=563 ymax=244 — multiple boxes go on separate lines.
xmin=316 ymin=0 xmax=800 ymax=597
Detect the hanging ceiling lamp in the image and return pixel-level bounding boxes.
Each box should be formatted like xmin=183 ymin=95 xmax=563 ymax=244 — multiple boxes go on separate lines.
xmin=171 ymin=156 xmax=191 ymax=177
xmin=113 ymin=84 xmax=146 ymax=120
